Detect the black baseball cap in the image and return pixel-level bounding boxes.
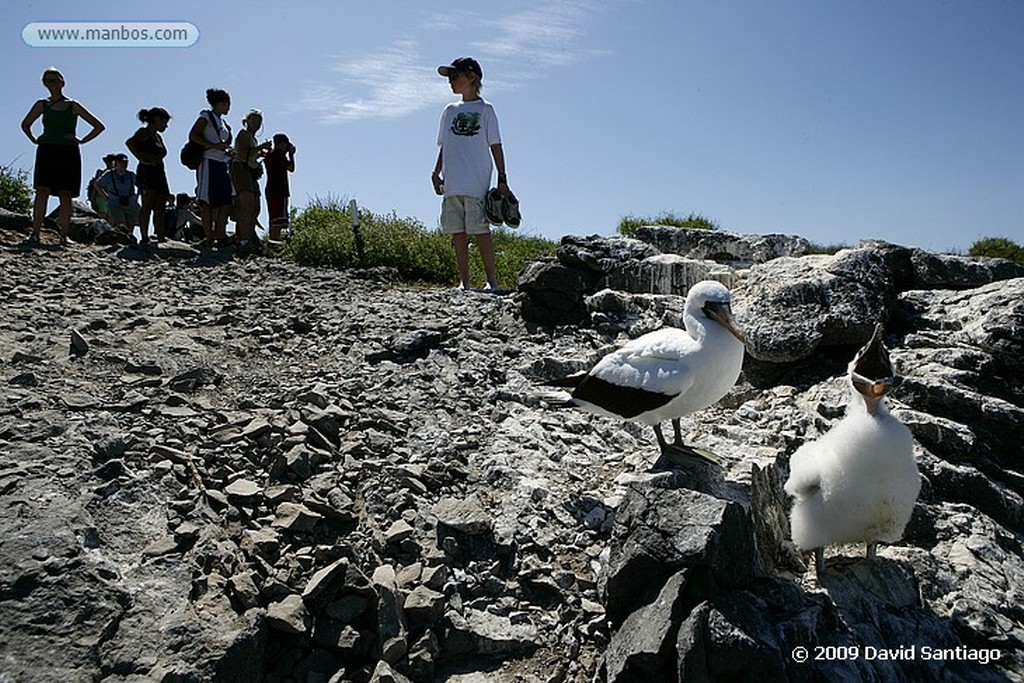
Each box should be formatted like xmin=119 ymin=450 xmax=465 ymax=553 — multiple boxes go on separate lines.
xmin=438 ymin=57 xmax=482 ymax=80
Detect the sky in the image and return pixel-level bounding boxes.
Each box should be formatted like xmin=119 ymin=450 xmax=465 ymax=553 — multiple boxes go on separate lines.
xmin=3 ymin=0 xmax=1022 ymax=252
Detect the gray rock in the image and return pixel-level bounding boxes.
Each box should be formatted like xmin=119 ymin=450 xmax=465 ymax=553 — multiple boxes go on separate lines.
xmin=632 ymin=226 xmax=812 ymax=266
xmin=369 ymin=660 xmax=413 ymax=683
xmin=602 ymin=254 xmax=737 ymax=296
xmin=600 ymin=476 xmax=754 ymax=626
xmin=372 ymin=564 xmax=408 ymax=663
xmin=909 ymin=249 xmax=1024 ymax=289
xmin=557 ymin=234 xmax=661 ymax=273
xmin=518 ymin=258 xmax=600 ymax=326
xmin=403 ymin=585 xmax=446 ymax=627
xmin=0 ymin=208 xmax=31 ymax=231
xmin=272 ymin=502 xmax=322 ymax=532
xmin=442 ymin=608 xmax=543 ymax=658
xmin=224 ymin=478 xmax=261 ymax=500
xmin=603 ymin=570 xmax=689 ymax=681
xmin=736 ymin=248 xmax=897 ymax=362
xmin=302 ymin=558 xmax=350 ymax=611
xmin=267 ymin=594 xmax=311 ymax=635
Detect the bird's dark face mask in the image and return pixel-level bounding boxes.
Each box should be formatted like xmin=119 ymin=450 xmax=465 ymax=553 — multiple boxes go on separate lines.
xmin=702 ymin=300 xmax=746 ymax=344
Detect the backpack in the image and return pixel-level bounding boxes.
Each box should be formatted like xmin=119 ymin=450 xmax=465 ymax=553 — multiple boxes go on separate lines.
xmin=180 ymin=140 xmax=204 ymax=170
xmin=180 ymin=111 xmax=221 ymax=170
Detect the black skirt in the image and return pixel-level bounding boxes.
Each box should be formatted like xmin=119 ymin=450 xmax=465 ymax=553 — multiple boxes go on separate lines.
xmin=137 ymin=162 xmax=170 ymax=195
xmin=33 ymin=143 xmax=82 ymax=196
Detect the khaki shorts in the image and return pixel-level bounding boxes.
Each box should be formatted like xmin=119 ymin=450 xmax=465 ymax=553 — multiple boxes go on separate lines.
xmin=440 ymin=195 xmax=490 ymax=235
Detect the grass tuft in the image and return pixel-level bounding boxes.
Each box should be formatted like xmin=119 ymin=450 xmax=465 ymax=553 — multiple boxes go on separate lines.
xmin=284 ymin=196 xmax=556 ymax=289
xmin=617 ymin=211 xmax=719 ymax=235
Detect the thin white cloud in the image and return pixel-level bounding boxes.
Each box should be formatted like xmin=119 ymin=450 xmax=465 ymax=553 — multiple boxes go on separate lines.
xmin=298 ymin=40 xmax=449 ymax=124
xmin=299 ymin=1 xmax=605 ymax=124
xmin=472 ymin=1 xmax=604 ymax=69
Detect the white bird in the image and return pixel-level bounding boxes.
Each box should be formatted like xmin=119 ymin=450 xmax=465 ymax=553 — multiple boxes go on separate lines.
xmin=784 ymin=323 xmax=921 ymax=573
xmin=538 ymin=280 xmax=746 ymax=465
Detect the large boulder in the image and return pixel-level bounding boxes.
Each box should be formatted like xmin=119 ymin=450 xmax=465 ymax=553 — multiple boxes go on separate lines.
xmin=631 ymin=226 xmax=812 ymax=266
xmin=518 ymin=258 xmax=600 ymax=326
xmin=602 ymin=254 xmax=737 ymax=296
xmin=735 ymin=248 xmax=897 ymax=363
xmin=599 ymin=473 xmax=755 ymax=626
xmin=0 ymin=208 xmax=31 ymax=231
xmin=556 ymin=234 xmax=660 ymax=273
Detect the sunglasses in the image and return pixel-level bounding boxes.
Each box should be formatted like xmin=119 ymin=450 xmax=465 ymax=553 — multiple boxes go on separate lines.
xmin=43 ymin=78 xmax=61 ymax=84
xmin=447 ymin=71 xmax=469 ymax=80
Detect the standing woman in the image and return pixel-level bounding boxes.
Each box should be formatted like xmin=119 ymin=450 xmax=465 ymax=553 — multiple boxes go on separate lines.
xmin=189 ymin=88 xmax=233 ymax=245
xmin=126 ymin=107 xmax=171 ymax=243
xmin=20 ymin=67 xmax=105 ymax=246
xmin=231 ymin=109 xmax=271 ymax=249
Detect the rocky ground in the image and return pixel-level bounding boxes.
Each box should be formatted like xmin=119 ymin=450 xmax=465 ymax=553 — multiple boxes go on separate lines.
xmin=1 ymin=220 xmax=1022 ymax=682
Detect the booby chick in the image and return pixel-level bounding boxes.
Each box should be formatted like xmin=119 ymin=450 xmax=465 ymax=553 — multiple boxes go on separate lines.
xmin=538 ymin=280 xmax=746 ymax=465
xmin=784 ymin=323 xmax=921 ymax=573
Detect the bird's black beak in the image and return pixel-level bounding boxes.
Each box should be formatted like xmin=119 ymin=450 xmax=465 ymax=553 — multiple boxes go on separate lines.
xmin=703 ymin=301 xmax=746 ymax=344
xmin=850 ymin=323 xmax=894 ymax=413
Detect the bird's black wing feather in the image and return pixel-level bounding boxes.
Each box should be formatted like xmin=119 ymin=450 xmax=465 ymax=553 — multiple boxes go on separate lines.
xmin=571 ymin=375 xmax=675 ymax=418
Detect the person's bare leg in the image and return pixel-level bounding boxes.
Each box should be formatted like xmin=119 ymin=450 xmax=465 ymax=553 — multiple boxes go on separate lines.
xmin=475 ymin=232 xmax=499 ymax=289
xmin=138 ymin=190 xmax=154 ymax=243
xmin=58 ymin=192 xmax=72 ymax=245
xmin=31 ymin=188 xmax=50 ymax=240
xmin=452 ymin=233 xmax=471 ymax=288
xmin=153 ymin=194 xmax=168 ymax=241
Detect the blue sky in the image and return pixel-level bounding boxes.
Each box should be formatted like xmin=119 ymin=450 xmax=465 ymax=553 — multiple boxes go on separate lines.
xmin=4 ymin=0 xmax=1022 ymax=252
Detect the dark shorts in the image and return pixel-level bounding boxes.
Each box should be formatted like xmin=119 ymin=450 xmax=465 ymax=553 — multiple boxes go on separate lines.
xmin=137 ymin=163 xmax=170 ymax=196
xmin=34 ymin=144 xmax=82 ymax=196
xmin=198 ymin=158 xmax=232 ymax=208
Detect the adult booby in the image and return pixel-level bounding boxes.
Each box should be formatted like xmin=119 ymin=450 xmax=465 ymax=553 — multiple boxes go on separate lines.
xmin=539 ymin=280 xmax=746 ymax=465
xmin=784 ymin=323 xmax=921 ymax=573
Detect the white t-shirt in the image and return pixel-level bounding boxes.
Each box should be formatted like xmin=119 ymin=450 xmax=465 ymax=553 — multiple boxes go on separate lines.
xmin=437 ymin=98 xmax=501 ymax=199
xmin=199 ymin=110 xmax=231 ymax=163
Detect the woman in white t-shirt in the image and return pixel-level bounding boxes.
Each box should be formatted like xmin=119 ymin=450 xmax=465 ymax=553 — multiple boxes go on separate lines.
xmin=188 ymin=88 xmax=233 ymax=245
xmin=431 ymin=57 xmax=512 ymax=291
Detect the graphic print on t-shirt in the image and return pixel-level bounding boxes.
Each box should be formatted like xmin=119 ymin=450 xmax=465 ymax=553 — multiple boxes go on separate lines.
xmin=451 ymin=112 xmax=481 ymax=137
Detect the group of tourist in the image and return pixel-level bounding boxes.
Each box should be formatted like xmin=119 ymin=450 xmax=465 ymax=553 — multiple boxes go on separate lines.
xmin=20 ymin=68 xmax=296 ymax=250
xmin=21 ymin=57 xmax=512 ymax=291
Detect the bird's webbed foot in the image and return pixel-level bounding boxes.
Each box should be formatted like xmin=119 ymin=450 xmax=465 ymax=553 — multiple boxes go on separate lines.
xmin=661 ymin=442 xmax=722 ymax=467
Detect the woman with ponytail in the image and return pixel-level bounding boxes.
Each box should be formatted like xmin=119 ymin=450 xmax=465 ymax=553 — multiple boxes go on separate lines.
xmin=126 ymin=106 xmax=171 ymax=243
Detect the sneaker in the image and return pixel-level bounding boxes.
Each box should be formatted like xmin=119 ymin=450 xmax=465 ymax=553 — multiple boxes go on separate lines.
xmin=501 ymin=191 xmax=521 ymax=228
xmin=484 ymin=188 xmax=504 ymax=226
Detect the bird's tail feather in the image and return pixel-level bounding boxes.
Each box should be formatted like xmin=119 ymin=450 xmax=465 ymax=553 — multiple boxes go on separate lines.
xmin=542 ymin=372 xmax=588 ymax=389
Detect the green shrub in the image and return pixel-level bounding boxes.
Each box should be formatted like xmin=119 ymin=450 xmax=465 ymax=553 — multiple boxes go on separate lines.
xmin=969 ymin=237 xmax=1024 ymax=265
xmin=0 ymin=163 xmax=32 ymax=214
xmin=285 ymin=196 xmax=556 ymax=289
xmin=618 ymin=211 xmax=718 ymax=235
